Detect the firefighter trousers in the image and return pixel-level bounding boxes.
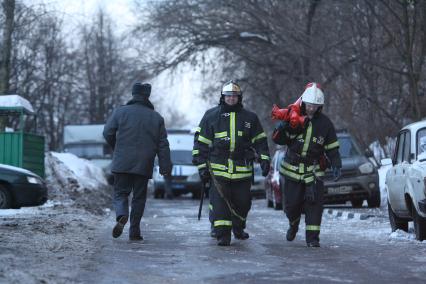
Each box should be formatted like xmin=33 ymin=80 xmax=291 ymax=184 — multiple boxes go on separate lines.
xmin=281 ymin=176 xmax=324 ymax=244
xmin=212 ymin=178 xmax=252 ymax=239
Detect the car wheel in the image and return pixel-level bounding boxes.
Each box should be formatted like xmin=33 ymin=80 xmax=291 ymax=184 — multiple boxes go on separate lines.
xmin=192 ymin=189 xmax=201 ymax=199
xmin=412 ymin=203 xmax=426 ymax=241
xmin=351 ymin=199 xmax=363 ymax=208
xmin=267 ymin=199 xmax=273 ymax=208
xmin=0 ymin=186 xmax=12 ymax=209
xmin=153 ymin=186 xmax=164 ymax=199
xmin=367 ymin=189 xmax=381 ymax=208
xmin=388 ymin=201 xmax=408 ymax=232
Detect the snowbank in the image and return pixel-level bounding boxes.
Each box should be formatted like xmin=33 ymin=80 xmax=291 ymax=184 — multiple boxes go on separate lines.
xmin=45 ymin=152 xmax=112 ymax=214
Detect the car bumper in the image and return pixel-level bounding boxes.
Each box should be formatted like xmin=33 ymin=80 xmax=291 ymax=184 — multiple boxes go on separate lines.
xmin=323 ymin=173 xmax=379 ymax=203
xmin=154 ymin=180 xmax=202 ymax=193
xmin=12 ymin=183 xmax=48 ymax=207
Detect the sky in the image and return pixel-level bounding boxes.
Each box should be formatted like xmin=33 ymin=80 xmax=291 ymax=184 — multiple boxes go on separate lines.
xmin=25 ymin=0 xmax=211 ymax=127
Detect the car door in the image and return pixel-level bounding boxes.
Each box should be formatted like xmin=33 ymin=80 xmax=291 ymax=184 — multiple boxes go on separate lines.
xmin=388 ymin=130 xmax=410 ymax=213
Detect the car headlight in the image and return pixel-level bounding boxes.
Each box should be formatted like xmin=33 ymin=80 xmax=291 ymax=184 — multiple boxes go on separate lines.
xmin=26 ymin=176 xmax=42 ymax=184
xmin=358 ymin=162 xmax=374 ymax=174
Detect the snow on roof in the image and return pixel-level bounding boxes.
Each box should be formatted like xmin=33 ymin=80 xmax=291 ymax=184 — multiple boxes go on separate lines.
xmin=63 ymin=124 xmax=106 ymax=144
xmin=0 ymin=94 xmax=35 ymax=114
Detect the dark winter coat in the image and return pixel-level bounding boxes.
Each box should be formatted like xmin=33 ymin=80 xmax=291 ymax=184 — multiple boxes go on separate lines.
xmin=193 ymin=103 xmax=270 ymax=181
xmin=103 ymin=96 xmax=172 ymax=178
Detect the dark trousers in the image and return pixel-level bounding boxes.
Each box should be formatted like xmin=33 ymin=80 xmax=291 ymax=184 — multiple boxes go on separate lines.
xmin=113 ymin=173 xmax=149 ymax=237
xmin=212 ymin=179 xmax=252 ymax=238
xmin=281 ymin=176 xmax=324 ymax=243
xmin=209 ymin=182 xmax=217 ymax=227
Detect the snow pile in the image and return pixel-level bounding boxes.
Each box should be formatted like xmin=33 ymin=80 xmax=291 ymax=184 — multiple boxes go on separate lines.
xmin=45 ymin=152 xmax=112 ymax=214
xmin=389 ymin=229 xmax=417 ymax=242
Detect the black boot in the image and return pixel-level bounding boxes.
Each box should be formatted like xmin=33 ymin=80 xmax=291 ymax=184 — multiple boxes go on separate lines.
xmin=217 ymin=235 xmax=231 ymax=246
xmin=286 ymin=225 xmax=298 ymax=241
xmin=129 ymin=235 xmax=144 ymax=241
xmin=210 ymin=225 xmax=218 ymax=238
xmin=307 ymin=241 xmax=320 ymax=247
xmin=233 ymin=229 xmax=249 ymax=240
xmin=112 ymin=215 xmax=128 ymax=238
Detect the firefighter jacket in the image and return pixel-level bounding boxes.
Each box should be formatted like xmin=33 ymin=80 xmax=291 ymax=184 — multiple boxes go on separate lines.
xmin=272 ymin=112 xmax=341 ymax=185
xmin=193 ymin=104 xmax=270 ymax=181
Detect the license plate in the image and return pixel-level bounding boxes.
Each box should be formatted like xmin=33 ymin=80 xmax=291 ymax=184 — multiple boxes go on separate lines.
xmin=172 ymin=184 xmax=185 ymax=189
xmin=327 ymin=186 xmax=352 ymax=194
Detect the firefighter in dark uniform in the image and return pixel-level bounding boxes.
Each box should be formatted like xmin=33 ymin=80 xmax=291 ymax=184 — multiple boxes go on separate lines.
xmin=272 ymin=82 xmax=342 ymax=247
xmin=194 ymin=80 xmax=270 ymax=246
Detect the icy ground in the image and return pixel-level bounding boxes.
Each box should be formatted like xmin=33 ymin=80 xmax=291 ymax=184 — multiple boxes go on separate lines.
xmin=0 ymin=152 xmax=112 ymax=283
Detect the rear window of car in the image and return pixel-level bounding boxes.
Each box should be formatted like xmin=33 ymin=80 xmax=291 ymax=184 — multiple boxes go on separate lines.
xmin=171 ymin=150 xmax=193 ymax=165
xmin=338 ymin=136 xmax=361 ymax=158
xmin=417 ymin=128 xmax=426 ymax=156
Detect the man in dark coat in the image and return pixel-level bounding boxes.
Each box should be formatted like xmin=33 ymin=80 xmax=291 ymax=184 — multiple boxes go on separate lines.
xmin=103 ymin=82 xmax=172 ymax=241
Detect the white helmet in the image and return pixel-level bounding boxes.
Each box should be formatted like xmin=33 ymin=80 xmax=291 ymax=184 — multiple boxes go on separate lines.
xmin=301 ymin=82 xmax=324 ymax=105
xmin=221 ymin=80 xmax=242 ymax=96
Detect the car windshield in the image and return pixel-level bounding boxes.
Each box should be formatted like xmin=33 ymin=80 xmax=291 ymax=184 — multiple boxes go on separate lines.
xmin=170 ymin=150 xmax=193 ymax=165
xmin=417 ymin=128 xmax=426 ymax=156
xmin=338 ymin=136 xmax=361 ymax=158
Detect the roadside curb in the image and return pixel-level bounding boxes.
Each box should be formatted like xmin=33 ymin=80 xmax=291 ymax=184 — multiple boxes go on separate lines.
xmin=325 ymin=209 xmax=375 ymax=220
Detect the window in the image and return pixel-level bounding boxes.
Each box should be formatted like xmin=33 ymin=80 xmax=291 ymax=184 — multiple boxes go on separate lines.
xmin=338 ymin=136 xmax=361 ymax=158
xmin=402 ymin=131 xmax=411 ymax=163
xmin=170 ymin=150 xmax=193 ymax=165
xmin=64 ymin=143 xmax=104 ymax=159
xmin=417 ymin=128 xmax=426 ymax=157
xmin=396 ymin=132 xmax=406 ymax=164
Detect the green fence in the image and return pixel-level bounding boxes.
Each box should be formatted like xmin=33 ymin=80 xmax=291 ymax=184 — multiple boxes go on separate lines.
xmin=0 ymin=132 xmax=45 ymax=177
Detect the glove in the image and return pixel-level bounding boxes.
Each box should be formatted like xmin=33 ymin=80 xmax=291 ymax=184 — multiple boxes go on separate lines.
xmin=332 ymin=167 xmax=341 ymax=182
xmin=304 ymin=183 xmax=316 ymax=204
xmin=198 ymin=168 xmax=210 ymax=183
xmin=260 ymin=160 xmax=270 ymax=177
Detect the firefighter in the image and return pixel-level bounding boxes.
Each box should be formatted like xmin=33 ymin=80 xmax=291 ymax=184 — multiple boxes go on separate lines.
xmin=193 ymin=80 xmax=270 ymax=246
xmin=272 ymin=82 xmax=341 ymax=248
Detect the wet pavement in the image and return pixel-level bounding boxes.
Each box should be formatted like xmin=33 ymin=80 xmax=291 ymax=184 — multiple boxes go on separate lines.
xmin=79 ymin=197 xmax=426 ymax=283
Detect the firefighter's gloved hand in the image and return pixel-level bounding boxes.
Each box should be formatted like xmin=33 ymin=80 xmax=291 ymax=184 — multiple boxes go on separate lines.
xmin=332 ymin=166 xmax=341 ymax=182
xmin=198 ymin=168 xmax=210 ymax=183
xmin=304 ymin=184 xmax=316 ymax=204
xmin=260 ymin=160 xmax=270 ymax=177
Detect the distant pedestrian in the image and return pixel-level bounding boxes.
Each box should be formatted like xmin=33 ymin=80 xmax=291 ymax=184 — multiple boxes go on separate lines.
xmin=103 ymin=82 xmax=172 ymax=241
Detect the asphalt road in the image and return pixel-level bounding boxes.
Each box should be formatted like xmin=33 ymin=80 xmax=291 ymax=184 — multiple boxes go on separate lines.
xmin=79 ymin=197 xmax=426 ymax=283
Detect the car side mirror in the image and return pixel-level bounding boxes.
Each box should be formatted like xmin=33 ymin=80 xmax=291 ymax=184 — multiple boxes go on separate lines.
xmin=364 ymin=148 xmax=373 ymax=158
xmin=380 ymin=158 xmax=392 ymax=166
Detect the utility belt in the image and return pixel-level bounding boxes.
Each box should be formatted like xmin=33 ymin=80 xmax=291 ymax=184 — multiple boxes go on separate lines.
xmin=285 ymin=150 xmax=318 ymax=166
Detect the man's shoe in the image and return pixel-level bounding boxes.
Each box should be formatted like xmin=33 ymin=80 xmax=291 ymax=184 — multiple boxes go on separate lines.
xmin=129 ymin=235 xmax=144 ymax=241
xmin=307 ymin=241 xmax=320 ymax=247
xmin=217 ymin=235 xmax=231 ymax=246
xmin=112 ymin=215 xmax=128 ymax=238
xmin=233 ymin=230 xmax=249 ymax=240
xmin=286 ymin=226 xmax=298 ymax=241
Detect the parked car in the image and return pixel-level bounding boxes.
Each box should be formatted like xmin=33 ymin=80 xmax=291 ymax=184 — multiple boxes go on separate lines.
xmin=250 ymin=163 xmax=266 ymax=198
xmin=0 ymin=163 xmax=47 ymax=209
xmin=265 ymin=148 xmax=286 ymax=210
xmin=322 ymin=131 xmax=380 ymax=208
xmin=153 ymin=129 xmax=202 ymax=199
xmin=384 ymin=120 xmax=426 ymax=241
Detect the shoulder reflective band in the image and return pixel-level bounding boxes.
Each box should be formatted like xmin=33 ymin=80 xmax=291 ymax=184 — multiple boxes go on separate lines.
xmin=214 ymin=220 xmax=232 ymax=227
xmin=214 ymin=131 xmax=228 ymax=138
xmin=230 ymin=112 xmax=236 ymax=151
xmin=325 ymin=140 xmax=339 ymax=150
xmin=192 ymin=150 xmax=199 ymax=155
xmin=306 ymin=225 xmax=320 ymax=231
xmin=198 ymin=135 xmax=212 ymax=145
xmin=261 ymin=154 xmax=270 ymax=160
xmin=195 ymin=126 xmax=201 ymax=133
xmin=301 ymin=122 xmax=312 ymax=157
xmin=251 ymin=132 xmax=267 ymax=143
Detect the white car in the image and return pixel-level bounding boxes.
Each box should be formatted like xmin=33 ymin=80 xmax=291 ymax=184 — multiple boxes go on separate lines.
xmin=384 ymin=120 xmax=426 ymax=241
